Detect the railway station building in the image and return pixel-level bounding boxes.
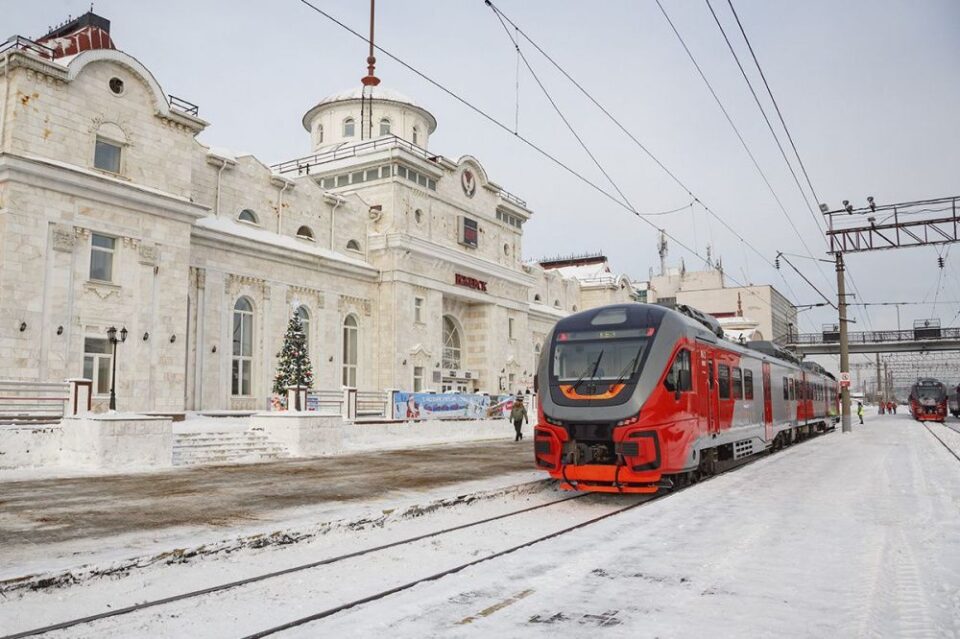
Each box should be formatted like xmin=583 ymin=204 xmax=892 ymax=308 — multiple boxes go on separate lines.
xmin=0 ymin=12 xmax=638 ymax=413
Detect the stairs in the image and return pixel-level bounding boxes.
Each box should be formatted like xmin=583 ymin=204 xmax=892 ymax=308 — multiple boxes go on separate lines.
xmin=173 ymin=430 xmax=289 ymax=467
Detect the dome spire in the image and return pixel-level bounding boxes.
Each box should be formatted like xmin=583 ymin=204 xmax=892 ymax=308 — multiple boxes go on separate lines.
xmin=361 ymin=0 xmax=380 ymax=87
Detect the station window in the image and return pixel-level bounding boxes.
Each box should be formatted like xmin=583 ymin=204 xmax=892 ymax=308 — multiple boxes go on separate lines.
xmin=365 ymin=168 xmax=379 ymax=181
xmin=744 ymin=369 xmax=754 ymax=400
xmin=83 ymin=337 xmax=112 ymax=395
xmin=414 ymin=297 xmax=424 ymax=323
xmin=379 ymin=118 xmax=391 ymax=136
xmin=732 ymin=367 xmax=743 ymax=400
xmin=343 ymin=118 xmax=355 ymax=137
xmin=94 ymin=137 xmax=122 ymax=173
xmin=413 ymin=366 xmax=424 ymax=392
xmin=718 ymin=365 xmax=731 ymax=399
xmin=89 ymin=233 xmax=115 ymax=282
xmin=664 ymin=349 xmax=692 ymax=393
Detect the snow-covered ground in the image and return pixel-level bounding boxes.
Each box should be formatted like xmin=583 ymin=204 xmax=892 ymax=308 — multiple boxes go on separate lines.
xmin=2 ymin=414 xmax=958 ymax=638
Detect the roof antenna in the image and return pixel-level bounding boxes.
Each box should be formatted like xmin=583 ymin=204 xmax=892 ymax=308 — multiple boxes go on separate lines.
xmin=361 ymin=0 xmax=380 ymax=87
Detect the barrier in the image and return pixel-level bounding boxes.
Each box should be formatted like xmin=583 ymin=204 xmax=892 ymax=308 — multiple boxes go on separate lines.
xmin=0 ymin=380 xmax=69 ymax=425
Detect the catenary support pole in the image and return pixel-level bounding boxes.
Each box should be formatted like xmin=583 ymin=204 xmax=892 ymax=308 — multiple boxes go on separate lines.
xmin=875 ymin=352 xmax=882 ymax=405
xmin=837 ymin=252 xmax=852 ymax=432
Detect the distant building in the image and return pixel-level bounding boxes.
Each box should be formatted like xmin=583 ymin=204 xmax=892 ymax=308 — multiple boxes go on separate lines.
xmin=538 ymin=253 xmax=639 ymax=310
xmin=645 ymin=263 xmax=798 ymax=343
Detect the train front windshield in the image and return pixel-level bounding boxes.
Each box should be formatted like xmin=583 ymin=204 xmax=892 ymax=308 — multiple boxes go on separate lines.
xmin=916 ymin=383 xmax=946 ymax=401
xmin=552 ymin=329 xmax=651 ymax=384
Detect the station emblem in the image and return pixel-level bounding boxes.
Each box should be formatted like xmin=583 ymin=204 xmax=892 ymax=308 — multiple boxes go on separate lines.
xmin=461 ymin=169 xmax=476 ymax=198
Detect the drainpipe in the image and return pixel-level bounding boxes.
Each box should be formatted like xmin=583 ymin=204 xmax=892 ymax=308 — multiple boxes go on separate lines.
xmin=276 ymin=180 xmax=291 ymax=234
xmin=329 ymin=195 xmax=343 ymax=250
xmin=0 ymin=52 xmax=11 ymax=153
xmin=213 ymin=160 xmax=227 ymax=216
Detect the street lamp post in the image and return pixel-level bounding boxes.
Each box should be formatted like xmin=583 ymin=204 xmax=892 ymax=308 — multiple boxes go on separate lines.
xmin=293 ymin=329 xmax=304 ymax=411
xmin=106 ymin=325 xmax=128 ymax=411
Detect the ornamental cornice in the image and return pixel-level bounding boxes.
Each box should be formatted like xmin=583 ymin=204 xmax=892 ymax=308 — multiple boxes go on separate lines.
xmin=51 ymin=224 xmax=76 ymax=252
xmin=286 ymin=285 xmax=325 ymax=309
xmin=339 ymin=294 xmax=372 ymax=316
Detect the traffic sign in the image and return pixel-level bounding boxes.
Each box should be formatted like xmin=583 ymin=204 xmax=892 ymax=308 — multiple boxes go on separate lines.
xmin=839 ymin=371 xmax=851 ymax=388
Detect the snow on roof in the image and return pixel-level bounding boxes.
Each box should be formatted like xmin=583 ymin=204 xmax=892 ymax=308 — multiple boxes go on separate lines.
xmin=316 ymin=86 xmax=420 ymax=107
xmin=194 ymin=215 xmax=374 ymax=271
xmin=552 ymin=262 xmax=622 ymax=287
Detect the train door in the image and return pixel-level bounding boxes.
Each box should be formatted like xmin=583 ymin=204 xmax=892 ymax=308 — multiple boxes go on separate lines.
xmin=762 ymin=362 xmax=773 ymax=440
xmin=706 ymin=353 xmax=720 ymax=435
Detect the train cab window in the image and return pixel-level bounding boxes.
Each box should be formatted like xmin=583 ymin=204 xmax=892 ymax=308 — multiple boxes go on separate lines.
xmin=744 ymin=369 xmax=754 ymax=400
xmin=732 ymin=367 xmax=743 ymax=400
xmin=664 ymin=349 xmax=692 ymax=393
xmin=783 ymin=377 xmax=789 ymax=400
xmin=718 ymin=365 xmax=731 ymax=399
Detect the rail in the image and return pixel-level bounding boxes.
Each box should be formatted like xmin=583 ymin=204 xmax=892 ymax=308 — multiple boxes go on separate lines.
xmin=781 ymin=326 xmax=960 ymax=347
xmin=270 ymin=135 xmax=528 ymax=208
xmin=0 ymin=35 xmax=56 ymax=59
xmin=356 ymin=390 xmax=388 ymax=418
xmin=168 ymin=94 xmax=199 ymax=116
xmin=0 ymin=380 xmax=69 ymax=425
xmin=305 ymin=390 xmax=343 ymax=414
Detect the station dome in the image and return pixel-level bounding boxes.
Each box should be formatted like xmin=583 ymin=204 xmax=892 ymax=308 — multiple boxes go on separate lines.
xmin=302 ymin=85 xmax=437 ymax=152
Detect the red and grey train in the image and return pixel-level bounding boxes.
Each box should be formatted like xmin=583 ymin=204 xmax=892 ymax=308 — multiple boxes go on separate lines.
xmin=534 ymin=303 xmax=839 ymax=493
xmin=908 ymin=378 xmax=948 ymax=422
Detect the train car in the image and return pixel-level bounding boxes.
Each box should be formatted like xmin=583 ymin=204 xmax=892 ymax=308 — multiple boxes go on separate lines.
xmin=533 ymin=303 xmax=838 ymax=493
xmin=909 ymin=378 xmax=948 ymax=422
xmin=948 ymin=389 xmax=959 ymax=419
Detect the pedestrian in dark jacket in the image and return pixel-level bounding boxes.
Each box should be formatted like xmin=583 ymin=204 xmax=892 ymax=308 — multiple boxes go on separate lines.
xmin=510 ymin=397 xmax=528 ymax=441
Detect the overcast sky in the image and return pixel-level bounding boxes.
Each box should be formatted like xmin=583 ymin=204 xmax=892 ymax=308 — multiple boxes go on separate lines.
xmin=8 ymin=0 xmax=960 ymax=374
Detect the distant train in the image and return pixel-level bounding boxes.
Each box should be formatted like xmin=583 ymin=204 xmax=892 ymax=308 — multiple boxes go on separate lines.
xmin=533 ymin=303 xmax=839 ymax=493
xmin=908 ymin=378 xmax=948 ymax=422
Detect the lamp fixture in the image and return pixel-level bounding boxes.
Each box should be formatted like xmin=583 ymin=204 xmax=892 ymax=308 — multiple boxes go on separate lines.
xmin=169 ymin=334 xmax=176 ymax=343
xmin=143 ymin=332 xmax=150 ymax=341
xmin=56 ymin=325 xmax=63 ymax=335
xmin=18 ymin=321 xmax=26 ymax=332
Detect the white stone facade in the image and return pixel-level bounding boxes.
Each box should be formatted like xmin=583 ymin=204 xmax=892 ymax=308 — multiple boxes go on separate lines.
xmin=0 ymin=26 xmax=635 ymax=413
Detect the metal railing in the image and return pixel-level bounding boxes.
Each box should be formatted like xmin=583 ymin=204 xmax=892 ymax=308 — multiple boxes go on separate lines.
xmin=782 ymin=326 xmax=960 ymax=347
xmin=270 ymin=135 xmax=528 ymax=208
xmin=168 ymin=94 xmax=199 ymax=116
xmin=0 ymin=380 xmax=69 ymax=425
xmin=356 ymin=390 xmax=388 ymax=418
xmin=0 ymin=35 xmax=56 ymax=59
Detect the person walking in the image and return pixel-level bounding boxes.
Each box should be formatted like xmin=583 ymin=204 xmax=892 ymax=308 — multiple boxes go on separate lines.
xmin=857 ymin=401 xmax=865 ymax=425
xmin=510 ymin=396 xmax=528 ymax=441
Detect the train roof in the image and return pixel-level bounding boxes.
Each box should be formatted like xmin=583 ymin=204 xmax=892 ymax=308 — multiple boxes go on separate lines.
xmin=745 ymin=340 xmax=802 ymax=366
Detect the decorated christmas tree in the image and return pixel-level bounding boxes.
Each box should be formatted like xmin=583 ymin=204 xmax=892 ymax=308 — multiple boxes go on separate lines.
xmin=273 ymin=311 xmax=314 ymax=399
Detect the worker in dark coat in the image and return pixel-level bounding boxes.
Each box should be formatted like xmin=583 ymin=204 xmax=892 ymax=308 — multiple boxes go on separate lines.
xmin=510 ymin=396 xmax=528 ymax=441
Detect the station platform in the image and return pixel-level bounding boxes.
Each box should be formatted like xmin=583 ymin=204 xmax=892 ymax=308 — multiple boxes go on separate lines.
xmin=0 ymin=437 xmax=536 ymax=581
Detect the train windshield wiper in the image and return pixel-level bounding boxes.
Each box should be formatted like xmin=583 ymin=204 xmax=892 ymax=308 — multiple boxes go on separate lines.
xmin=609 ymin=347 xmax=644 ymax=390
xmin=572 ymin=349 xmax=604 ymax=392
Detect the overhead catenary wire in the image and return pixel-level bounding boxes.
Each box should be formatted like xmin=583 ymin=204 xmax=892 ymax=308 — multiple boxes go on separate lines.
xmin=654 ymin=0 xmax=833 ymax=292
xmin=482 ymin=0 xmax=817 ymax=329
xmin=295 ymin=0 xmax=810 ymax=329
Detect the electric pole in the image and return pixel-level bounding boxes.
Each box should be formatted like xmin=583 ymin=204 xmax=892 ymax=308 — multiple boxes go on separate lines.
xmin=836 ymin=252 xmax=852 ymax=432
xmin=875 ymin=352 xmax=882 ymax=405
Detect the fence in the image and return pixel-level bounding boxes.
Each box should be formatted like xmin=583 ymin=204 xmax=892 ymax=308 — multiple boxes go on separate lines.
xmin=0 ymin=380 xmax=69 ymax=425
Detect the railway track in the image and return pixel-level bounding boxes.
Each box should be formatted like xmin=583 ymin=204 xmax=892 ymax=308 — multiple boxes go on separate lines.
xmin=1 ymin=491 xmax=598 ymax=639
xmin=925 ymin=423 xmax=960 ymax=463
xmin=3 ymin=428 xmax=831 ymax=639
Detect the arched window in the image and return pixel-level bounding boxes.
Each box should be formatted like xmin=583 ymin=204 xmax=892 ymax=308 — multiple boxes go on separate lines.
xmin=232 ymin=297 xmax=254 ymax=396
xmin=442 ymin=316 xmax=462 ymax=370
xmin=343 ymin=118 xmax=355 ymax=137
xmin=412 ymin=126 xmax=419 ymax=145
xmin=238 ymin=209 xmax=259 ymax=225
xmin=346 ymin=239 xmax=361 ymax=252
xmin=296 ymin=225 xmax=315 ymax=241
xmin=379 ymin=118 xmax=391 ymax=136
xmin=342 ymin=314 xmax=358 ymax=387
xmin=295 ymin=305 xmax=310 ymax=352
xmin=533 ymin=294 xmax=542 ymax=303
xmin=316 ymin=124 xmax=324 ymax=143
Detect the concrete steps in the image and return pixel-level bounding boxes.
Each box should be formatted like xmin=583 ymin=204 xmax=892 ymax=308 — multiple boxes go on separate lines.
xmin=172 ymin=430 xmax=289 ymax=466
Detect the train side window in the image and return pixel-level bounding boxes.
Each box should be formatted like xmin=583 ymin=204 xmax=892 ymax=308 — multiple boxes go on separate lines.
xmin=744 ymin=369 xmax=754 ymax=400
xmin=732 ymin=367 xmax=743 ymax=400
xmin=789 ymin=378 xmax=796 ymax=400
xmin=783 ymin=377 xmax=789 ymax=400
xmin=664 ymin=349 xmax=692 ymax=393
xmin=718 ymin=365 xmax=730 ymax=399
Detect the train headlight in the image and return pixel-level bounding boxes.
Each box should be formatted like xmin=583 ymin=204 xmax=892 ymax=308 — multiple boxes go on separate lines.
xmin=545 ymin=415 xmax=565 ymax=426
xmin=615 ymin=414 xmax=640 ymax=427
